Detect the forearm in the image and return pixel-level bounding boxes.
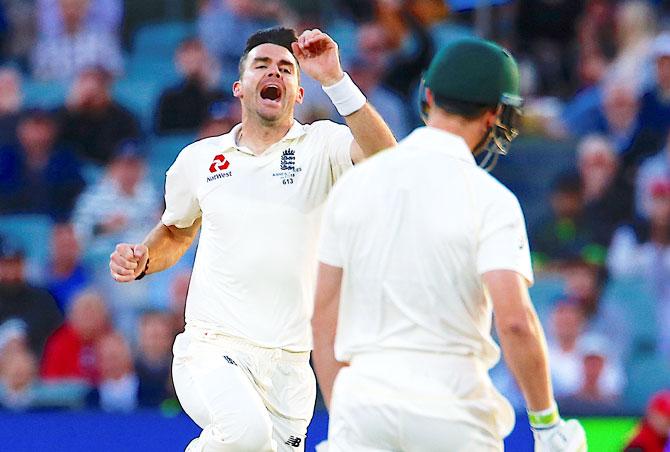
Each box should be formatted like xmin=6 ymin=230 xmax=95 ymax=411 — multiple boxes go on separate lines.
xmin=496 ymin=307 xmax=554 ymax=411
xmin=142 ymin=219 xmax=200 ymax=274
xmin=345 ymin=102 xmax=397 ymax=160
xmin=312 ymin=320 xmax=346 ymax=410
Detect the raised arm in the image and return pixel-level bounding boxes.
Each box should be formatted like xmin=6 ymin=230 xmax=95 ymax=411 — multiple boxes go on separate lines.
xmin=109 ymin=218 xmax=201 ymax=282
xmin=292 ymin=29 xmax=397 ymax=163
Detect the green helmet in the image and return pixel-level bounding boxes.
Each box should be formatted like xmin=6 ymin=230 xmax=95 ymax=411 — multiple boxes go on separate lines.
xmin=420 ymin=37 xmax=523 ymax=171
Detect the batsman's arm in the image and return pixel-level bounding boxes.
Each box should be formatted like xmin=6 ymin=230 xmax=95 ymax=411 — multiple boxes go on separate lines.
xmin=109 ymin=218 xmax=200 ymax=282
xmin=484 ymin=270 xmax=554 ymax=412
xmin=312 ymin=262 xmax=347 ymax=410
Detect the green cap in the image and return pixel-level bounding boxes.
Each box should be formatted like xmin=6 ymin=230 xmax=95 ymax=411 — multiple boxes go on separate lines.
xmin=424 ymin=37 xmax=520 ymax=107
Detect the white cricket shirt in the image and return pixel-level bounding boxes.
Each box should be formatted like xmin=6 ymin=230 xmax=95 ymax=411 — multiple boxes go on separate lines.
xmin=319 ymin=126 xmax=534 ymax=368
xmin=162 ymin=120 xmax=353 ymax=351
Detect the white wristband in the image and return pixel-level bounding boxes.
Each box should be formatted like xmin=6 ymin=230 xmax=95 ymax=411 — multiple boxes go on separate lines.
xmin=322 ymin=72 xmax=367 ymax=117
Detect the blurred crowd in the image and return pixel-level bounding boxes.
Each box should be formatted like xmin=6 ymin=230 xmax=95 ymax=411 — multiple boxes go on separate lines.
xmin=0 ymin=0 xmax=669 ymax=419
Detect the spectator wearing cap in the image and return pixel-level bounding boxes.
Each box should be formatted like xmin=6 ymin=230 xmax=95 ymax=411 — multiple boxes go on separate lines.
xmin=625 ymin=390 xmax=670 ymax=452
xmin=556 ymin=333 xmax=625 ymax=415
xmin=0 ymin=237 xmax=62 ymax=359
xmin=155 ymin=38 xmax=228 ymax=135
xmin=0 ymin=109 xmax=85 ymax=220
xmin=631 ymin=33 xmax=670 ymax=162
xmin=31 ymin=0 xmax=123 ymax=81
xmin=636 ymin=130 xmax=670 ymax=220
xmin=608 ymin=177 xmax=670 ymax=355
xmin=58 ymin=67 xmax=141 ymax=165
xmin=578 ymin=134 xmax=634 ymax=246
xmin=0 ymin=66 xmax=22 ymax=146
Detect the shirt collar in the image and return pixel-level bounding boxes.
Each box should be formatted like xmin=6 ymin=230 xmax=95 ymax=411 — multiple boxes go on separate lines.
xmin=220 ymin=120 xmax=307 ymax=154
xmin=403 ymin=126 xmax=476 ymax=165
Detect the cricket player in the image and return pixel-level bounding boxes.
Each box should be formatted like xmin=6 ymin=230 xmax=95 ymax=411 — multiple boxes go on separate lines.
xmin=312 ymin=37 xmax=588 ymax=451
xmin=109 ymin=27 xmax=396 ymax=451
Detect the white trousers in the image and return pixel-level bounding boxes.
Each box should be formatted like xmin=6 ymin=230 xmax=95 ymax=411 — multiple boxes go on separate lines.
xmin=172 ymin=325 xmax=316 ymax=452
xmin=328 ymin=351 xmax=515 ymax=452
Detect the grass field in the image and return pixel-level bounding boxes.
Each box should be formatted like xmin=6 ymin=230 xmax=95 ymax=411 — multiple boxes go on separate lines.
xmin=580 ymin=417 xmax=640 ymax=451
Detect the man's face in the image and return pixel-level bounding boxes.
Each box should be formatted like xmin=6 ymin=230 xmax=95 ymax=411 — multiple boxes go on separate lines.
xmin=233 ymin=43 xmax=303 ymax=124
xmin=657 ymin=56 xmax=670 ymax=91
xmin=17 ymin=118 xmax=56 ymax=156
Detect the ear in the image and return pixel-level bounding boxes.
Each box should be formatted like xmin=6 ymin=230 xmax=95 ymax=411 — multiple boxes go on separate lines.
xmin=232 ymin=80 xmax=242 ymax=99
xmin=485 ymin=107 xmax=499 ymax=129
xmin=425 ymin=87 xmax=435 ymax=107
xmin=295 ymin=86 xmax=305 ymax=105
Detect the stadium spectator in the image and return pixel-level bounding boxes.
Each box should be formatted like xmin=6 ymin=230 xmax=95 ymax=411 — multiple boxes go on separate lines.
xmin=135 ymin=311 xmax=174 ymax=407
xmin=636 ymin=132 xmax=670 ymax=220
xmin=71 ymin=140 xmax=159 ymax=258
xmin=31 ymin=0 xmax=123 ymax=81
xmin=0 ymin=347 xmax=42 ymax=410
xmin=46 ymin=223 xmax=89 ymax=314
xmin=87 ymin=333 xmax=138 ymax=412
xmin=0 ymin=238 xmax=62 ymax=358
xmin=196 ymin=101 xmax=240 ymax=140
xmin=348 ymin=22 xmax=410 ymax=139
xmin=625 ymin=390 xmax=670 ymax=452
xmin=0 ymin=109 xmax=85 ymax=220
xmin=608 ymin=178 xmax=670 ymax=355
xmin=41 ymin=289 xmax=110 ymax=384
xmin=602 ymin=0 xmax=656 ymax=97
xmin=556 ymin=334 xmax=625 ymax=415
xmin=547 ymin=298 xmax=587 ymax=398
xmin=0 ymin=66 xmax=22 ymax=146
xmin=197 ymin=0 xmax=280 ymax=86
xmin=375 ymin=0 xmax=434 ymax=100
xmin=631 ymin=33 xmax=670 ymax=162
xmin=531 ymin=172 xmax=600 ymax=267
xmin=155 ymin=38 xmax=227 ymax=134
xmin=516 ymin=0 xmax=583 ymax=97
xmin=58 ymin=67 xmax=141 ymax=165
xmin=561 ymin=258 xmax=631 ymax=361
xmin=577 ymin=134 xmax=633 ymax=246
xmin=36 ymin=0 xmax=123 ymax=39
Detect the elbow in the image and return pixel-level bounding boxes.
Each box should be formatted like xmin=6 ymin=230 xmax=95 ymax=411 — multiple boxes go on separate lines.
xmin=496 ymin=312 xmax=536 ymax=339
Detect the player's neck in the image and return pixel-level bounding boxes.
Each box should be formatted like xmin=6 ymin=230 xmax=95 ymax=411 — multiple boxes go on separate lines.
xmin=237 ymin=114 xmax=294 ymax=156
xmin=427 ymin=112 xmax=488 ymax=154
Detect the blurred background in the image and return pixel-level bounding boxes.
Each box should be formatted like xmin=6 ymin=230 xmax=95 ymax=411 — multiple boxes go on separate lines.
xmin=0 ymin=0 xmax=669 ymax=450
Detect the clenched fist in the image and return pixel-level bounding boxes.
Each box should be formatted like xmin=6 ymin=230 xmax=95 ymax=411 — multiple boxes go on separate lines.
xmin=109 ymin=243 xmax=149 ymax=282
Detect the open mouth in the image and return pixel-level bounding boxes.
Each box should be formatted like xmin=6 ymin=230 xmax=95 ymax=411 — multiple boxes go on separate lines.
xmin=260 ymin=85 xmax=282 ymax=103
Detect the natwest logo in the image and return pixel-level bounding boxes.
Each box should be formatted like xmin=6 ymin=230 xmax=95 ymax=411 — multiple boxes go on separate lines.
xmin=209 ymin=154 xmax=230 ymax=173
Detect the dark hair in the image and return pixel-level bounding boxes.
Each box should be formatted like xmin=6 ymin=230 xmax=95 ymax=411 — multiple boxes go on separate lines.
xmin=238 ymin=27 xmax=298 ymax=77
xmin=433 ymin=93 xmax=495 ymax=120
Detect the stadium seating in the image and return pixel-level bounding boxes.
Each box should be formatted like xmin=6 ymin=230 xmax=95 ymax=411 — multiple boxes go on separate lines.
xmin=132 ymin=22 xmax=195 ymax=59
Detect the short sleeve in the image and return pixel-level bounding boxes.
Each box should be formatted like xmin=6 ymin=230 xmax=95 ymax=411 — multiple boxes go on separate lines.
xmin=161 ymin=150 xmax=201 ymax=228
xmin=477 ymin=191 xmax=534 ymax=285
xmin=311 ymin=120 xmax=354 ymax=181
xmin=317 ymin=180 xmax=348 ymax=267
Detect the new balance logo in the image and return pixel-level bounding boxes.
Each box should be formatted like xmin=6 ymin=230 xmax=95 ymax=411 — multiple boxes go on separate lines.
xmin=223 ymin=355 xmax=237 ymax=366
xmin=209 ymin=154 xmax=230 ymax=173
xmin=284 ymin=436 xmax=302 ymax=447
